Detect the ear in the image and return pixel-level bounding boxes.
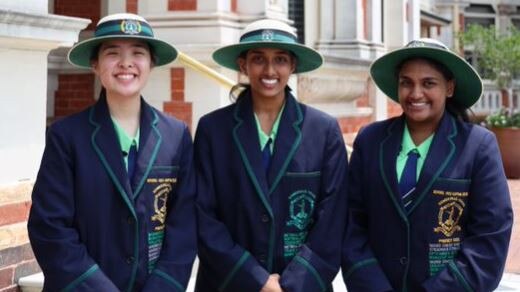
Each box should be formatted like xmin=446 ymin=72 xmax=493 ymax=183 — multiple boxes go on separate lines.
xmin=446 ymin=79 xmax=455 ymax=98
xmin=237 ymin=57 xmax=247 ymax=75
xmin=91 ymin=60 xmax=99 ymax=75
xmin=290 ymin=56 xmax=296 ymax=74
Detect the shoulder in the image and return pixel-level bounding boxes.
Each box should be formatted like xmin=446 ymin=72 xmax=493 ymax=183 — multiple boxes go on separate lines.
xmin=356 ymin=117 xmax=400 ymax=141
xmin=198 ymin=103 xmax=236 ymax=130
xmin=48 ymin=107 xmax=91 ymax=136
xmin=151 ymin=106 xmax=187 ymax=132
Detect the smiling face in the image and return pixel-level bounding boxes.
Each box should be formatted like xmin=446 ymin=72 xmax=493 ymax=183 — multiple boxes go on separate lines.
xmin=92 ymin=39 xmax=152 ymax=100
xmin=398 ymin=58 xmax=455 ymax=129
xmin=238 ymin=47 xmax=296 ymax=103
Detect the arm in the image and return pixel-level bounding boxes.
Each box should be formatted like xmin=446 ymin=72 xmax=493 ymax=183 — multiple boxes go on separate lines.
xmin=422 ymin=131 xmax=513 ymax=292
xmin=142 ymin=125 xmax=198 ymax=291
xmin=280 ymin=120 xmax=348 ymax=292
xmin=194 ymin=118 xmax=270 ymax=291
xmin=341 ymin=131 xmax=394 ymax=292
xmin=27 ymin=126 xmax=118 ymax=292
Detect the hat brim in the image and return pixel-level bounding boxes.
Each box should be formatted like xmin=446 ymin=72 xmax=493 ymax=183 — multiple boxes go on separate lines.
xmin=68 ymin=35 xmax=178 ymax=69
xmin=212 ymin=41 xmax=323 ymax=74
xmin=370 ymin=47 xmax=482 ymax=108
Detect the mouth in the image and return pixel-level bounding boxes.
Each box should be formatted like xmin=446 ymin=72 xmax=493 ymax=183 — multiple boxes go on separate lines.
xmin=261 ymin=78 xmax=278 ymax=87
xmin=407 ymin=101 xmax=429 ymax=109
xmin=115 ymin=73 xmax=137 ymax=80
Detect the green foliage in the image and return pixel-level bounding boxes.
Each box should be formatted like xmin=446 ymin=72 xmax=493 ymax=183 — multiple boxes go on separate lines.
xmin=460 ymin=24 xmax=520 ymax=90
xmin=486 ymin=108 xmax=520 ymax=128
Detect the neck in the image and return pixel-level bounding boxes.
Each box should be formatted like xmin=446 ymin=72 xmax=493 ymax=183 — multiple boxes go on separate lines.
xmin=106 ymin=92 xmax=141 ymax=137
xmin=252 ymin=92 xmax=286 ymax=135
xmin=406 ymin=117 xmax=441 ymax=146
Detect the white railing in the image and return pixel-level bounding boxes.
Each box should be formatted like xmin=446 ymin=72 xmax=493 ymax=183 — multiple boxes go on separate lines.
xmin=471 ymin=80 xmax=520 ymax=115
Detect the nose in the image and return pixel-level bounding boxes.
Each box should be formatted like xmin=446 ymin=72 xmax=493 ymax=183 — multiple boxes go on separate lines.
xmin=263 ymin=60 xmax=275 ymax=75
xmin=118 ymin=54 xmax=134 ymax=68
xmin=410 ymin=85 xmax=424 ymax=99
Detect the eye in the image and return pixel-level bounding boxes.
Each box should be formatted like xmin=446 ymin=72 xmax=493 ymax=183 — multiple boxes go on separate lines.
xmin=424 ymin=80 xmax=437 ymax=87
xmin=399 ymin=79 xmax=411 ymax=87
xmin=250 ymin=55 xmax=265 ymax=64
xmin=274 ymin=56 xmax=289 ymax=64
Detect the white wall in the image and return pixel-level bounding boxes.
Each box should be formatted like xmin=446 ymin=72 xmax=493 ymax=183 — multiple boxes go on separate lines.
xmin=0 ymin=7 xmax=89 ymax=185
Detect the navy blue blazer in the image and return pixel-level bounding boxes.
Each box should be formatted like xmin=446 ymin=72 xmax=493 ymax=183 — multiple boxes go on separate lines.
xmin=28 ymin=95 xmax=197 ymax=292
xmin=194 ymin=90 xmax=348 ymax=292
xmin=342 ymin=112 xmax=513 ymax=292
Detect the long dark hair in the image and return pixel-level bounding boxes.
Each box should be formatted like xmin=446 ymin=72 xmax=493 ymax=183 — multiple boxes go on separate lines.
xmin=397 ymin=57 xmax=473 ymax=122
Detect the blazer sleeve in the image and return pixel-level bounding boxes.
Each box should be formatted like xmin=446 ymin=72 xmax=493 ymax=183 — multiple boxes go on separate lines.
xmin=194 ymin=118 xmax=270 ymax=292
xmin=280 ymin=119 xmax=349 ymax=292
xmin=341 ymin=131 xmax=394 ymax=292
xmin=143 ymin=125 xmax=198 ymax=291
xmin=422 ymin=130 xmax=513 ymax=292
xmin=27 ymin=126 xmax=119 ymax=292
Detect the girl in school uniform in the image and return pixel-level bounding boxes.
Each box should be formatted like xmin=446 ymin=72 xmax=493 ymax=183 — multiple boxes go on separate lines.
xmin=28 ymin=13 xmax=197 ymax=291
xmin=342 ymin=38 xmax=513 ymax=292
xmin=194 ymin=19 xmax=348 ymax=292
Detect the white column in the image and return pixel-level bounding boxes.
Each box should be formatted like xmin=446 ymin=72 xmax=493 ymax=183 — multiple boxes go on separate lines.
xmin=384 ymin=0 xmax=407 ymax=50
xmin=319 ymin=0 xmax=334 ymax=42
xmin=408 ymin=0 xmax=420 ymax=41
xmin=336 ymin=0 xmax=356 ymax=40
xmin=102 ymin=0 xmax=126 ymax=15
xmin=0 ymin=10 xmax=89 ymax=184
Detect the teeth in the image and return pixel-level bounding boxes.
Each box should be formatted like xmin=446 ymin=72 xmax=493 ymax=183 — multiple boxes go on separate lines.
xmin=262 ymin=79 xmax=277 ymax=85
xmin=411 ymin=102 xmax=426 ymax=106
xmin=117 ymin=74 xmax=134 ymax=80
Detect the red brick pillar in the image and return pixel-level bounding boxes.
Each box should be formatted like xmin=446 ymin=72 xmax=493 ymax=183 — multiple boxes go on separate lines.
xmin=127 ymin=0 xmax=138 ymax=13
xmin=0 ymin=182 xmax=40 ymax=291
xmin=168 ymin=0 xmax=197 ymax=11
xmin=54 ymin=0 xmax=101 ymax=30
xmin=54 ymin=74 xmax=96 ymax=119
xmin=231 ymin=0 xmax=237 ymax=12
xmin=163 ymin=68 xmax=193 ymax=130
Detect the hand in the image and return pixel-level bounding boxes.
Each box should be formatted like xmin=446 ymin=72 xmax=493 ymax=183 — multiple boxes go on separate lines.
xmin=260 ymin=274 xmax=283 ymax=292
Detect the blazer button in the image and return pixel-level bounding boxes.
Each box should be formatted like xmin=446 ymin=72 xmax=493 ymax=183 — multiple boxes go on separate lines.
xmin=261 ymin=214 xmax=270 ymax=223
xmin=126 ymin=256 xmax=135 ymax=264
xmin=126 ymin=216 xmax=134 ymax=224
xmin=399 ymin=257 xmax=408 ymax=265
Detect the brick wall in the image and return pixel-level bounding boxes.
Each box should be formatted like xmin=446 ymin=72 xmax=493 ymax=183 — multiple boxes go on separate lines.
xmin=387 ymin=99 xmax=403 ymax=118
xmin=168 ymin=0 xmax=197 ymax=11
xmin=164 ymin=68 xmax=193 ymax=130
xmin=54 ymin=0 xmax=101 ymax=30
xmin=54 ymin=74 xmax=96 ymax=119
xmin=0 ymin=182 xmax=40 ymax=291
xmin=127 ymin=0 xmax=138 ymax=14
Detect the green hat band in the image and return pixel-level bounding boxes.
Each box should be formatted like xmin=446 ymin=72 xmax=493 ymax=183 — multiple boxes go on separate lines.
xmin=94 ymin=19 xmax=154 ymax=38
xmin=239 ymin=29 xmax=298 ymax=44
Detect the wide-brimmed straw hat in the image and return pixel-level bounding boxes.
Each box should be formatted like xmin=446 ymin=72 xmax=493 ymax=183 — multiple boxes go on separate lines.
xmin=68 ymin=13 xmax=177 ymax=68
xmin=213 ymin=19 xmax=323 ymax=73
xmin=370 ymin=38 xmax=482 ymax=108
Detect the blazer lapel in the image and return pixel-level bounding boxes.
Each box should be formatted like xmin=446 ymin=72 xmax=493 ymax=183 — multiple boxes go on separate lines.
xmin=232 ymin=92 xmax=272 ymax=215
xmin=131 ymin=99 xmax=162 ymax=198
xmin=408 ymin=112 xmax=457 ymax=215
xmin=89 ymin=95 xmax=135 ymax=215
xmin=267 ymin=93 xmax=303 ymax=195
xmin=379 ymin=116 xmax=408 ymax=221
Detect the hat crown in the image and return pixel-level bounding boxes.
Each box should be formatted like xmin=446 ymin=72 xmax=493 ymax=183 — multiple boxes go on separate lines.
xmin=94 ymin=13 xmax=154 ymax=38
xmin=239 ymin=19 xmax=298 ymax=44
xmin=405 ymin=38 xmax=449 ymax=50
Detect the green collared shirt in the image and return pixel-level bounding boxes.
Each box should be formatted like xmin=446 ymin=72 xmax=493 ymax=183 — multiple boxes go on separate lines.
xmin=254 ymin=103 xmax=285 ymax=154
xmin=111 ymin=118 xmax=140 ymax=170
xmin=396 ymin=123 xmax=434 ymax=182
